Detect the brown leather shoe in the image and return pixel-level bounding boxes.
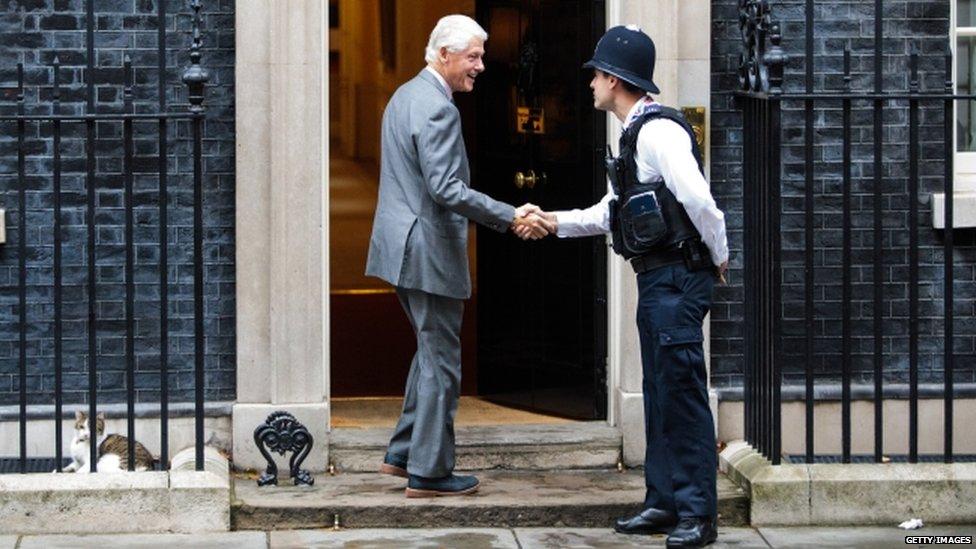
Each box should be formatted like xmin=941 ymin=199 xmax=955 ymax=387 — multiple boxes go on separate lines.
xmin=379 ymin=462 xmax=408 ymax=478
xmin=379 ymin=452 xmax=408 ymax=478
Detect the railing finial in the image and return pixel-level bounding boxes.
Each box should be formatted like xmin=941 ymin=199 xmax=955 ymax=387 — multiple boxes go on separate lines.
xmin=843 ymin=47 xmax=852 ymax=93
xmin=765 ymin=21 xmax=787 ymax=95
xmin=53 ymin=56 xmax=61 ymax=105
xmin=182 ymin=0 xmax=210 ymax=113
xmin=16 ymin=63 xmax=24 ymax=103
xmin=909 ymin=43 xmax=919 ymax=92
xmin=945 ymin=51 xmax=954 ymax=94
xmin=738 ymin=0 xmax=786 ymax=94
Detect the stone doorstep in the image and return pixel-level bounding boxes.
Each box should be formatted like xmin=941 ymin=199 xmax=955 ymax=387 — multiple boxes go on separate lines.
xmin=0 ymin=447 xmax=231 ymax=536
xmin=328 ymin=423 xmax=623 ymax=473
xmin=230 ymin=469 xmax=750 ymax=530
xmin=719 ymin=440 xmax=976 ymax=527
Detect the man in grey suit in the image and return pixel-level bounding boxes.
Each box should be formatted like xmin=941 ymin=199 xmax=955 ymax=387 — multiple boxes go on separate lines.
xmin=366 ymin=14 xmax=551 ymax=497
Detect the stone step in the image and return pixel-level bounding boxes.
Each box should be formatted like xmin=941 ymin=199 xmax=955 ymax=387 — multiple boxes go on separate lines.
xmin=328 ymin=423 xmax=622 ymax=473
xmin=231 ymin=470 xmax=749 ymax=530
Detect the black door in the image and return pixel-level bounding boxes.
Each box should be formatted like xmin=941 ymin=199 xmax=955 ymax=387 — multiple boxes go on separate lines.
xmin=473 ymin=0 xmax=607 ymax=419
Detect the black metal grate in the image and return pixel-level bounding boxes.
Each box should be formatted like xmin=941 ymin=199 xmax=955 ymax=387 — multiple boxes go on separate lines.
xmin=0 ymin=458 xmax=72 ymax=474
xmin=737 ymin=0 xmax=966 ymax=466
xmin=0 ymin=0 xmax=211 ymax=474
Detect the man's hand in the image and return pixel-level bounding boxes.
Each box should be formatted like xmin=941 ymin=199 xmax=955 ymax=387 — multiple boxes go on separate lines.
xmin=512 ymin=213 xmax=555 ymax=240
xmin=717 ymin=260 xmax=728 ymax=285
xmin=512 ymin=204 xmax=557 ymax=240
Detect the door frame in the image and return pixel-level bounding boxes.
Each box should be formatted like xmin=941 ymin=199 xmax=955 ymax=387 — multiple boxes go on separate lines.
xmin=307 ymin=0 xmax=720 ymax=458
xmin=602 ymin=0 xmax=717 ymax=464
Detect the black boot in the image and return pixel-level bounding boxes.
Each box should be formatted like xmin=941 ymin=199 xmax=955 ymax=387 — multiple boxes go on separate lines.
xmin=614 ymin=507 xmax=677 ymax=535
xmin=666 ymin=516 xmax=717 ymax=547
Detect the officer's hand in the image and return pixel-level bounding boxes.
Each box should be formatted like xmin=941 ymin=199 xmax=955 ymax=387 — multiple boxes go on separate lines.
xmin=717 ymin=261 xmax=728 ymax=285
xmin=513 ymin=213 xmax=554 ymax=240
xmin=515 ymin=203 xmax=542 ymax=218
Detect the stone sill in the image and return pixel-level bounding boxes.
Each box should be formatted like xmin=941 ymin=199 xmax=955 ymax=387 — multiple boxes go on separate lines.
xmin=0 ymin=401 xmax=234 ymax=422
xmin=931 ymin=192 xmax=976 ymax=229
xmin=716 ymin=383 xmax=976 ymax=402
xmin=720 ymin=440 xmax=976 ymax=526
xmin=0 ymin=447 xmax=229 ymax=535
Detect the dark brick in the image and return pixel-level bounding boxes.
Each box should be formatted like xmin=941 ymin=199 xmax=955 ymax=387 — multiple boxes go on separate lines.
xmin=0 ymin=31 xmax=46 ymax=47
xmin=39 ymin=14 xmax=77 ymax=30
xmin=8 ymin=0 xmax=49 ymax=12
xmin=54 ymin=0 xmax=83 ymax=11
xmin=0 ymin=0 xmax=235 ymax=406
xmin=710 ymin=0 xmax=969 ymax=390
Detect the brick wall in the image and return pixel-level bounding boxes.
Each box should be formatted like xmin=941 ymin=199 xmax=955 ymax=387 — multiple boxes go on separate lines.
xmin=0 ymin=0 xmax=235 ymax=405
xmin=710 ymin=0 xmax=976 ymax=389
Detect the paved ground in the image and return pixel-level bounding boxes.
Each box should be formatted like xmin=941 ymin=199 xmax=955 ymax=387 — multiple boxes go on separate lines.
xmin=3 ymin=526 xmax=974 ymax=548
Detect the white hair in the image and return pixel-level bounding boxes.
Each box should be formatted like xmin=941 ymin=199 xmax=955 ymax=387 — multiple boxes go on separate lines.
xmin=424 ymin=14 xmax=488 ymax=64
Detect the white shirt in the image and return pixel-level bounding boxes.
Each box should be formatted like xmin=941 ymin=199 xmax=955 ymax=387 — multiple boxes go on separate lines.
xmin=424 ymin=66 xmax=453 ymax=100
xmin=553 ymin=98 xmax=729 ymax=266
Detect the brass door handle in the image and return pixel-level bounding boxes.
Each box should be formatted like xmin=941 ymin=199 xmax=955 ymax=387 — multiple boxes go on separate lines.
xmin=515 ymin=170 xmax=545 ymax=189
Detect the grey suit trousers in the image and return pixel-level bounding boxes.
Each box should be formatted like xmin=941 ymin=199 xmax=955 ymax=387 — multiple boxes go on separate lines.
xmin=387 ymin=286 xmax=464 ymax=478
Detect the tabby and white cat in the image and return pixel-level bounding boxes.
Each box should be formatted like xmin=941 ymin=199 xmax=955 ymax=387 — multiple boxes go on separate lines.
xmin=60 ymin=411 xmax=155 ymax=473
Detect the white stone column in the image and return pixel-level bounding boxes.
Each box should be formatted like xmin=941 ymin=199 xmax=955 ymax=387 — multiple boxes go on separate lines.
xmin=232 ymin=0 xmax=330 ymax=473
xmin=606 ymin=0 xmax=713 ymax=465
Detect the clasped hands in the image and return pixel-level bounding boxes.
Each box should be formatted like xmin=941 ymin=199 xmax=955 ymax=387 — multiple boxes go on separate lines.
xmin=511 ymin=203 xmax=558 ymax=240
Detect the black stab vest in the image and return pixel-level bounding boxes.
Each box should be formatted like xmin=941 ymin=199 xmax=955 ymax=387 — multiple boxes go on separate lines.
xmin=608 ymin=104 xmax=704 ymax=259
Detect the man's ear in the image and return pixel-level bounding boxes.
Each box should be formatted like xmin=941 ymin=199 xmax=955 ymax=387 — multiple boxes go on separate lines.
xmin=606 ymin=74 xmax=619 ymax=90
xmin=439 ymin=46 xmax=450 ymax=64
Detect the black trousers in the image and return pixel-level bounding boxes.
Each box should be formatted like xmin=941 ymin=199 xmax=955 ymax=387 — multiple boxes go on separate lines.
xmin=636 ymin=263 xmax=717 ymax=519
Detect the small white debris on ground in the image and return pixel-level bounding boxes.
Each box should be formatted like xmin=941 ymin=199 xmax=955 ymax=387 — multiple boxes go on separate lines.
xmin=899 ymin=518 xmax=924 ymax=530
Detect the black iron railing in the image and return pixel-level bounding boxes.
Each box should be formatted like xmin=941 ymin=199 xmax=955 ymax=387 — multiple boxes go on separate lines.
xmin=0 ymin=0 xmax=209 ymax=472
xmin=737 ymin=0 xmax=966 ymax=465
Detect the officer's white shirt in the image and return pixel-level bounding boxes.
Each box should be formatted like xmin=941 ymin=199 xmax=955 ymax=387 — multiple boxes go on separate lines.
xmin=553 ymin=98 xmax=730 ymax=267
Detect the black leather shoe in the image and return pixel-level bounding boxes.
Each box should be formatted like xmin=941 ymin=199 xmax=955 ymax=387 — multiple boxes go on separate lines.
xmin=666 ymin=516 xmax=717 ymax=547
xmin=614 ymin=507 xmax=677 ymax=535
xmin=405 ymin=473 xmax=479 ymax=497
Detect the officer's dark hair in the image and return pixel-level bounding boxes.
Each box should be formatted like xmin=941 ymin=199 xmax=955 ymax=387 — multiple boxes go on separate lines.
xmin=619 ymin=79 xmax=646 ymax=95
xmin=599 ymin=70 xmax=647 ymax=95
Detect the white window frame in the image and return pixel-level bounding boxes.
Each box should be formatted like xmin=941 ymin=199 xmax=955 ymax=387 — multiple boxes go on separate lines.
xmin=953 ymin=1 xmax=976 ymax=191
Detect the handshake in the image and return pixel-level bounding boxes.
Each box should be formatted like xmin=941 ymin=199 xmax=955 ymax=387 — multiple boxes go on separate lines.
xmin=511 ymin=203 xmax=558 ymax=240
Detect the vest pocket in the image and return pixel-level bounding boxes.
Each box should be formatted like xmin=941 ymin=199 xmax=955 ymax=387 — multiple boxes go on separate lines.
xmin=621 ymin=190 xmax=669 ymax=253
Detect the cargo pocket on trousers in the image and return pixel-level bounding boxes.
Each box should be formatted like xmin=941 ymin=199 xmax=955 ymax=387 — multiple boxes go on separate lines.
xmin=659 ymin=325 xmax=705 ymax=390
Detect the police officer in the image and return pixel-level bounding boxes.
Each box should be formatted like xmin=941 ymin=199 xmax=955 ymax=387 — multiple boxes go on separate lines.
xmin=515 ymin=25 xmax=728 ymax=547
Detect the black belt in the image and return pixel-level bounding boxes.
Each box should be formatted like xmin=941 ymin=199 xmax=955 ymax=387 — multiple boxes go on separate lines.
xmin=629 ymin=240 xmax=712 ymax=274
xmin=630 ymin=249 xmax=685 ymax=274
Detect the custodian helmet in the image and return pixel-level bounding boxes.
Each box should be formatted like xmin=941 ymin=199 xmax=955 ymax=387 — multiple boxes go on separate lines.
xmin=583 ymin=25 xmax=660 ymax=94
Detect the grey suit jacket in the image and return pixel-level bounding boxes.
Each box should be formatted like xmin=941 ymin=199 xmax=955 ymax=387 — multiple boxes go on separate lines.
xmin=365 ymin=69 xmax=516 ymax=299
